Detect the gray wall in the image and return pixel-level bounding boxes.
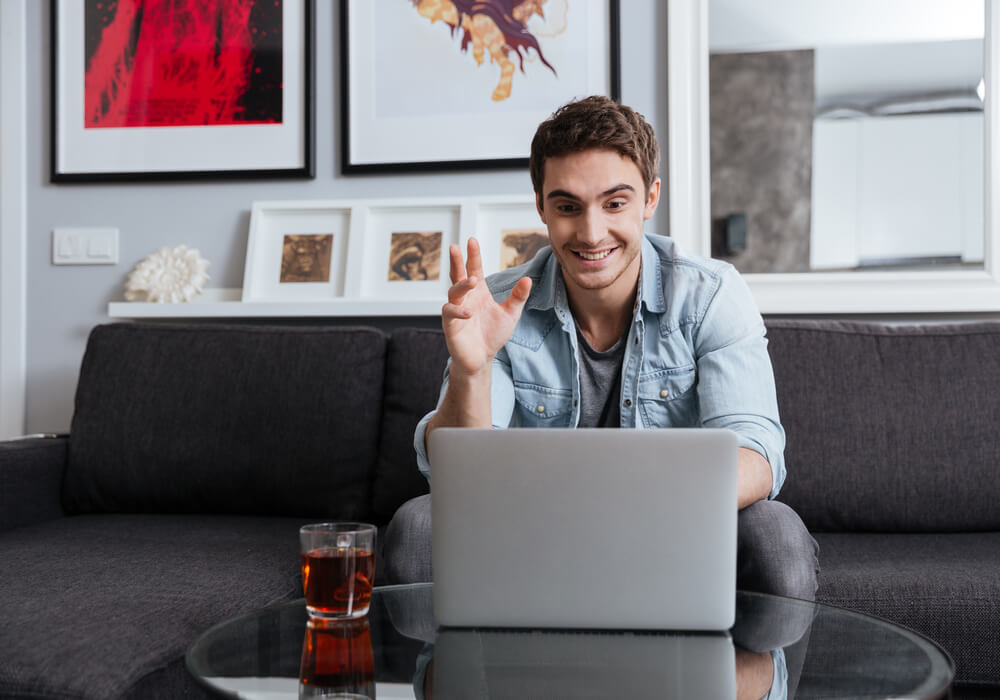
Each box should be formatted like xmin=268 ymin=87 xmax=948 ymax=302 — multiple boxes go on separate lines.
xmin=709 ymin=49 xmax=814 ymax=273
xmin=23 ymin=1 xmax=669 ymax=432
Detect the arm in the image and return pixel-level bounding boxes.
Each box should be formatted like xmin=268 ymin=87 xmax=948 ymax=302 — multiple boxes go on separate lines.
xmin=735 ymin=647 xmax=784 ymax=700
xmin=0 ymin=435 xmax=68 ymax=532
xmin=422 ymin=239 xmax=531 ymax=463
xmin=695 ymin=267 xmax=786 ymax=507
xmin=738 ymin=447 xmax=774 ymax=511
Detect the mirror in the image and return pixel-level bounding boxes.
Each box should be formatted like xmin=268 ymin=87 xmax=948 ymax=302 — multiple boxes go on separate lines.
xmin=707 ymin=0 xmax=985 ymax=274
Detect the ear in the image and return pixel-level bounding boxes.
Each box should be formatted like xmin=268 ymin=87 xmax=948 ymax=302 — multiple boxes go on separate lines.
xmin=643 ymin=178 xmax=662 ymax=221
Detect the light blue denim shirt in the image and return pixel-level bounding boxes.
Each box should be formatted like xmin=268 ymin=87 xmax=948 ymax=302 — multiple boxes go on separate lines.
xmin=415 ymin=233 xmax=786 ymax=499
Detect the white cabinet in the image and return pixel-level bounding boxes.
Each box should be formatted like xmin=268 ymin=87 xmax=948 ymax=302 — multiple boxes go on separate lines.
xmin=811 ymin=111 xmax=984 ymax=269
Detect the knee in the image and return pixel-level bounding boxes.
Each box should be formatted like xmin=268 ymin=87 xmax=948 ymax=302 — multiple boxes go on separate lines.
xmin=383 ymin=494 xmax=433 ymax=584
xmin=738 ymin=500 xmax=819 ymax=601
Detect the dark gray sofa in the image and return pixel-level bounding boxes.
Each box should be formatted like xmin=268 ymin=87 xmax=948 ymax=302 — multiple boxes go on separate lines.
xmin=1 ymin=319 xmax=998 ymax=697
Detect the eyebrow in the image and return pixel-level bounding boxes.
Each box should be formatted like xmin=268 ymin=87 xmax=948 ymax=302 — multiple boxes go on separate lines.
xmin=546 ymin=184 xmax=636 ymax=201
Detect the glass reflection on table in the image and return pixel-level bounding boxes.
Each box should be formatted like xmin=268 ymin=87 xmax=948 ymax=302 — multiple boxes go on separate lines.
xmin=299 ymin=617 xmax=375 ymax=699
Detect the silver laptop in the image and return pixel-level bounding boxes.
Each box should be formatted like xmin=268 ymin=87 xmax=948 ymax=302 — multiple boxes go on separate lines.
xmin=428 ymin=428 xmax=738 ymax=631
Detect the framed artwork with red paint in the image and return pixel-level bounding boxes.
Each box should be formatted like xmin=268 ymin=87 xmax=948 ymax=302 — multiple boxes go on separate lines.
xmin=52 ymin=0 xmax=315 ymax=182
xmin=341 ymin=0 xmax=621 ymax=173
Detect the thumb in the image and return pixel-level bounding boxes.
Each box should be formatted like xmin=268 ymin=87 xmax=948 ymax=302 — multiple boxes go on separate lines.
xmin=500 ymin=276 xmax=533 ymax=317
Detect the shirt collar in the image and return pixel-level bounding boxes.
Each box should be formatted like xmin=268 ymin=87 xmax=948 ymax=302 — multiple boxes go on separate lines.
xmin=526 ymin=251 xmax=564 ymax=312
xmin=638 ymin=235 xmax=666 ymax=314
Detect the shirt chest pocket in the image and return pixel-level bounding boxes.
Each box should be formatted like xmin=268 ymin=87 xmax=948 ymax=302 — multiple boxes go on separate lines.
xmin=512 ymin=381 xmax=574 ymax=427
xmin=637 ymin=365 xmax=698 ymax=428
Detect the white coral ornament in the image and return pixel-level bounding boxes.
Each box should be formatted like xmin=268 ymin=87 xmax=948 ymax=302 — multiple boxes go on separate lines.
xmin=124 ymin=245 xmax=211 ymax=303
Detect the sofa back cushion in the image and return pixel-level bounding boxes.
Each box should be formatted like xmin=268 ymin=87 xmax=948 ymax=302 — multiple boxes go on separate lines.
xmin=767 ymin=320 xmax=1000 ymax=532
xmin=372 ymin=328 xmax=450 ymax=522
xmin=64 ymin=323 xmax=387 ymax=519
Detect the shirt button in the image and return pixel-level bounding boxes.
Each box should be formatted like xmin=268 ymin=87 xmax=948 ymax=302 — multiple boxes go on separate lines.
xmin=536 ymin=404 xmax=545 ymax=414
xmin=624 ymin=399 xmax=632 ymax=408
xmin=660 ymin=389 xmax=669 ymax=399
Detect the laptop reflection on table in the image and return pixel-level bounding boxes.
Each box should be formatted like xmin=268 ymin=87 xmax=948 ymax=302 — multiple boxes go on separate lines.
xmin=432 ymin=628 xmax=739 ymax=700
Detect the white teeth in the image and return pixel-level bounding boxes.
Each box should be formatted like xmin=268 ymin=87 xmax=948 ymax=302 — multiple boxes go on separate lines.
xmin=577 ymin=249 xmax=612 ymax=261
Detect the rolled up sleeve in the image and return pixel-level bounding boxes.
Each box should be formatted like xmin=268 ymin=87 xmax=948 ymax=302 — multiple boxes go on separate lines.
xmin=694 ymin=267 xmax=786 ymax=499
xmin=413 ymin=350 xmax=517 ymax=481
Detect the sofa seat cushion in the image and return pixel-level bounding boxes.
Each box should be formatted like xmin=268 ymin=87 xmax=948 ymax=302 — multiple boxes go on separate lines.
xmin=0 ymin=514 xmax=318 ymax=700
xmin=814 ymin=531 xmax=1000 ymax=684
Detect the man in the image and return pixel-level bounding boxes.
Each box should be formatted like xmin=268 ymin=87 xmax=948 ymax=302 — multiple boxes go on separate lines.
xmin=386 ymin=96 xmax=818 ymax=601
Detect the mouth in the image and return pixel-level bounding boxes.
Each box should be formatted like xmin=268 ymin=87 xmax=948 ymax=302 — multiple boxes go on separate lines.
xmin=573 ymin=247 xmax=616 ymax=261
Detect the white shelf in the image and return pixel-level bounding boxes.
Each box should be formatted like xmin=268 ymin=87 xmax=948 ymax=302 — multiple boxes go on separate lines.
xmin=110 ymin=194 xmax=542 ymax=320
xmin=108 ymin=289 xmax=443 ymax=318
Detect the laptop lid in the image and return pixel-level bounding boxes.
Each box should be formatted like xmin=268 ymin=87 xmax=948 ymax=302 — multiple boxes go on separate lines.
xmin=429 ymin=428 xmax=738 ymax=631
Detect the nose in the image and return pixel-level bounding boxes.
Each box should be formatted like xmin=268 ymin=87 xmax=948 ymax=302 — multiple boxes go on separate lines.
xmin=578 ymin=206 xmax=603 ymax=246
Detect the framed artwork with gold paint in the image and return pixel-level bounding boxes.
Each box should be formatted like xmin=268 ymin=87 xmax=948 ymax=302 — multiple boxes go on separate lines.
xmin=341 ymin=0 xmax=621 ymax=172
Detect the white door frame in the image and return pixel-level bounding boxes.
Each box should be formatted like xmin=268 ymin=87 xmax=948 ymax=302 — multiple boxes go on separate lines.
xmin=0 ymin=0 xmax=28 ymax=438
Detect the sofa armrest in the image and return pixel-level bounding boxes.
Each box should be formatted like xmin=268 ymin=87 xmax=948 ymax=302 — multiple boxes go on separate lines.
xmin=0 ymin=435 xmax=68 ymax=533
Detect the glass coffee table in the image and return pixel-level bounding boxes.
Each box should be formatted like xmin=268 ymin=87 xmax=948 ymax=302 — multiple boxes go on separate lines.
xmin=186 ymin=583 xmax=953 ymax=699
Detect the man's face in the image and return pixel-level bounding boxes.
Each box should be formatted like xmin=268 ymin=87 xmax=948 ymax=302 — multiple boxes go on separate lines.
xmin=537 ymin=148 xmax=660 ymax=304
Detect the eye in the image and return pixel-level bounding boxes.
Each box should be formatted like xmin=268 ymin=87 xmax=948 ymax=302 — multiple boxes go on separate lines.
xmin=555 ymin=202 xmax=579 ymax=214
xmin=606 ymin=198 xmax=627 ymax=210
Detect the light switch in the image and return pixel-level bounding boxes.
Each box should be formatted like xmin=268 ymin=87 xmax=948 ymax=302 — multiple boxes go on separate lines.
xmin=53 ymin=228 xmax=119 ymax=265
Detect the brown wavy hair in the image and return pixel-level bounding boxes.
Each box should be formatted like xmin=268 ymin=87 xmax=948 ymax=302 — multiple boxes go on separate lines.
xmin=529 ymin=96 xmax=659 ymax=205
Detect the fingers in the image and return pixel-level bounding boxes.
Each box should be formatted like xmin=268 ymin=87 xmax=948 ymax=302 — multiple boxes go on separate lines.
xmin=449 ymin=244 xmax=466 ymax=285
xmin=441 ymin=302 xmax=473 ymax=321
xmin=447 ymin=275 xmax=478 ymax=305
xmin=499 ymin=276 xmax=533 ymax=317
xmin=466 ymin=237 xmax=485 ymax=281
xmin=450 ymin=239 xmax=483 ymax=284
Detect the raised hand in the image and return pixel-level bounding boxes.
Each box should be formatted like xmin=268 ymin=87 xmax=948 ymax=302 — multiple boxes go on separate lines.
xmin=441 ymin=238 xmax=532 ymax=379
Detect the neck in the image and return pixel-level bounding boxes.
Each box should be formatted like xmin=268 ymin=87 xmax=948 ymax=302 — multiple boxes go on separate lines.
xmin=565 ymin=268 xmax=639 ymax=353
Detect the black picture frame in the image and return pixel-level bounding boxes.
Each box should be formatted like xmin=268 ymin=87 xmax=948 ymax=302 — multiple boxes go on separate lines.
xmin=51 ymin=0 xmax=316 ymax=183
xmin=341 ymin=0 xmax=621 ymax=174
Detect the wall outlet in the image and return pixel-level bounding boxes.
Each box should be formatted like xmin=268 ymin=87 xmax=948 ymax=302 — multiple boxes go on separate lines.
xmin=52 ymin=228 xmax=119 ymax=265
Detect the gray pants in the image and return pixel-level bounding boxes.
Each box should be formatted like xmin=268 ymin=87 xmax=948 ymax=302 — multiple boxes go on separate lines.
xmin=384 ymin=494 xmax=820 ymax=601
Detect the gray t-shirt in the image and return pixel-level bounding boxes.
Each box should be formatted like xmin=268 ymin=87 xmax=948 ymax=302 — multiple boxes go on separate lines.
xmin=575 ymin=325 xmax=627 ymax=428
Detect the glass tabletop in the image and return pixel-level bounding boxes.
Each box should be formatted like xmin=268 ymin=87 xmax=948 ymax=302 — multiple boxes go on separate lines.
xmin=186 ymin=584 xmax=953 ymax=699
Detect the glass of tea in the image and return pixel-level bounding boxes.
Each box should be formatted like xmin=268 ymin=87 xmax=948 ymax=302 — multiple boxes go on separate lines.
xmin=299 ymin=522 xmax=377 ymax=620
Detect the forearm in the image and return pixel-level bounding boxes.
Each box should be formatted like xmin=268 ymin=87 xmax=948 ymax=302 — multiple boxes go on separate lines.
xmin=735 ymin=648 xmax=776 ymax=700
xmin=737 ymin=447 xmax=773 ymax=510
xmin=425 ymin=368 xmax=493 ymax=459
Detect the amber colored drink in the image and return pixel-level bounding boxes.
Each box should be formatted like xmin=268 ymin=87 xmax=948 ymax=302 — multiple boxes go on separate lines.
xmin=301 ymin=547 xmax=375 ymax=618
xmin=299 ymin=618 xmax=374 ymax=698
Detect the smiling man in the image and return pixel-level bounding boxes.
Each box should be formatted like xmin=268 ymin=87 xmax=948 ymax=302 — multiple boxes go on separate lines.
xmin=386 ymin=96 xmax=819 ymax=603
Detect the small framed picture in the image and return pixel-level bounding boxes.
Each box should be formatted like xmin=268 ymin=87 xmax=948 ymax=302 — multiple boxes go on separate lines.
xmin=341 ymin=0 xmax=621 ymax=172
xmin=473 ymin=198 xmax=549 ymax=276
xmin=243 ymin=202 xmax=351 ymax=301
xmin=387 ymin=232 xmax=444 ymax=282
xmin=52 ymin=0 xmax=315 ymax=182
xmin=356 ymin=204 xmax=461 ymax=300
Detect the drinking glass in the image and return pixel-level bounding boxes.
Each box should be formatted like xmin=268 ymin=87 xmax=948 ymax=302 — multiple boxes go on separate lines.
xmin=300 ymin=522 xmax=377 ymax=620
